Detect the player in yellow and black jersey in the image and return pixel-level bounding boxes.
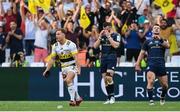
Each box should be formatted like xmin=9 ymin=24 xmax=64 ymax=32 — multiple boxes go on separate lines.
xmin=43 ymin=28 xmax=82 ymax=106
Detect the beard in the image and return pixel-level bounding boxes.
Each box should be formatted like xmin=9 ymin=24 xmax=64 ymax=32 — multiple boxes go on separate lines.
xmin=160 ymin=25 xmax=167 ymax=30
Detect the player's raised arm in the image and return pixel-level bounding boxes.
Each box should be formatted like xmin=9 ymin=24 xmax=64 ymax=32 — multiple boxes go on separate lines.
xmin=93 ymin=30 xmax=104 ymax=49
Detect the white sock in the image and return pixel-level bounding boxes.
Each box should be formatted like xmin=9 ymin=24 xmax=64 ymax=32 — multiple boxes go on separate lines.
xmin=75 ymin=91 xmax=81 ymax=100
xmin=67 ymin=83 xmax=75 ymax=101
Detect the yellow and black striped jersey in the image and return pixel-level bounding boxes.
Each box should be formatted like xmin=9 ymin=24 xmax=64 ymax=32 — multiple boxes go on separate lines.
xmin=51 ymin=39 xmax=77 ymax=68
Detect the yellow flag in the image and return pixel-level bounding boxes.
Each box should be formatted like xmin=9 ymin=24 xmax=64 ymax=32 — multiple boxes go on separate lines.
xmin=169 ymin=34 xmax=179 ymax=55
xmin=80 ymin=6 xmax=90 ymax=29
xmin=154 ymin=0 xmax=175 ymax=14
xmin=121 ymin=23 xmax=128 ymax=34
xmin=34 ymin=0 xmax=51 ymax=12
xmin=28 ymin=0 xmax=37 ymax=14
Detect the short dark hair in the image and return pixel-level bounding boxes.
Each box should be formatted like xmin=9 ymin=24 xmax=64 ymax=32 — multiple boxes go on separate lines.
xmin=103 ymin=22 xmax=112 ymax=28
xmin=154 ymin=24 xmax=160 ymax=27
xmin=56 ymin=28 xmax=67 ymax=34
xmin=161 ymin=19 xmax=167 ymax=23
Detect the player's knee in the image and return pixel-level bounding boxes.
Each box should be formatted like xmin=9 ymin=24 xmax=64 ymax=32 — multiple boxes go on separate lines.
xmin=65 ymin=79 xmax=72 ymax=85
xmin=148 ymin=80 xmax=154 ymax=85
xmin=105 ymin=72 xmax=113 ymax=82
xmin=162 ymin=83 xmax=168 ymax=90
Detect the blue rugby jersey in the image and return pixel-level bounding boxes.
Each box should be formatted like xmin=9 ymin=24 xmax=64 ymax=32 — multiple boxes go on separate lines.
xmin=100 ymin=33 xmax=121 ymax=58
xmin=142 ymin=39 xmax=166 ymax=66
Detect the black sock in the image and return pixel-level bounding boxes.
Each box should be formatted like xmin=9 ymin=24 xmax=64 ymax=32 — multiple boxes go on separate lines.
xmin=106 ymin=85 xmax=111 ymax=99
xmin=108 ymin=83 xmax=114 ymax=98
xmin=147 ymin=88 xmax=154 ymax=101
xmin=161 ymin=88 xmax=167 ymax=98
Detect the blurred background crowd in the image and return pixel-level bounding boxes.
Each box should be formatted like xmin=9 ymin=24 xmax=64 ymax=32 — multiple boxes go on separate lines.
xmin=0 ymin=0 xmax=180 ymax=67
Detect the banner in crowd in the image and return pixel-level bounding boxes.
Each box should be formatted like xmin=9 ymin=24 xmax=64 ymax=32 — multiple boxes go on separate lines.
xmin=34 ymin=0 xmax=51 ymax=12
xmin=154 ymin=0 xmax=175 ymax=14
xmin=80 ymin=6 xmax=90 ymax=29
xmin=28 ymin=0 xmax=51 ymax=14
xmin=28 ymin=0 xmax=37 ymax=14
xmin=0 ymin=67 xmax=179 ymax=101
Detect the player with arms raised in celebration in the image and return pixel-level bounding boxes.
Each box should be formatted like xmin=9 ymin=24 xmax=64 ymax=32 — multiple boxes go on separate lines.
xmin=135 ymin=24 xmax=170 ymax=105
xmin=43 ymin=28 xmax=82 ymax=106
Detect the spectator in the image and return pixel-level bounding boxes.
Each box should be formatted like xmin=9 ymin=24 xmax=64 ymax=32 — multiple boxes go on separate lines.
xmin=34 ymin=15 xmax=49 ymax=62
xmin=64 ymin=18 xmax=78 ymax=45
xmin=20 ymin=0 xmax=35 ymax=56
xmin=6 ymin=21 xmax=24 ymax=60
xmin=0 ymin=0 xmax=17 ymax=32
xmin=139 ymin=19 xmax=153 ymax=42
xmin=49 ymin=20 xmax=59 ymax=46
xmin=97 ymin=1 xmax=112 ymax=31
xmin=138 ymin=8 xmax=149 ymax=26
xmin=125 ymin=22 xmax=142 ymax=62
xmin=166 ymin=0 xmax=178 ymax=26
xmin=160 ymin=19 xmax=179 ymax=56
xmin=83 ymin=3 xmax=98 ymax=31
xmin=173 ymin=19 xmax=180 ymax=54
xmin=83 ymin=25 xmax=100 ymax=67
xmin=176 ymin=0 xmax=180 ymax=19
xmin=130 ymin=0 xmax=150 ymax=16
xmin=77 ymin=42 xmax=88 ymax=67
xmin=0 ymin=22 xmax=6 ymax=65
xmin=11 ymin=51 xmax=29 ymax=67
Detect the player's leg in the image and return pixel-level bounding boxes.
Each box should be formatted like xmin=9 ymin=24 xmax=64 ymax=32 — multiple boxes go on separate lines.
xmin=68 ymin=66 xmax=83 ymax=106
xmin=64 ymin=71 xmax=76 ymax=106
xmin=102 ymin=72 xmax=110 ymax=104
xmin=146 ymin=71 xmax=155 ymax=105
xmin=105 ymin=58 xmax=116 ymax=104
xmin=158 ymin=75 xmax=168 ymax=105
xmin=101 ymin=59 xmax=110 ymax=104
xmin=106 ymin=69 xmax=115 ymax=104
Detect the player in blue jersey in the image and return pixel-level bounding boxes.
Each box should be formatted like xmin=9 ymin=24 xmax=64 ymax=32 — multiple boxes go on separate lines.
xmin=94 ymin=22 xmax=121 ymax=104
xmin=135 ymin=24 xmax=170 ymax=105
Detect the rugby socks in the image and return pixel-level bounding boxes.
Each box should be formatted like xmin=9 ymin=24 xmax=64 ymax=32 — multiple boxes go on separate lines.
xmin=109 ymin=83 xmax=115 ymax=98
xmin=106 ymin=82 xmax=115 ymax=99
xmin=75 ymin=91 xmax=81 ymax=100
xmin=106 ymin=85 xmax=111 ymax=99
xmin=161 ymin=88 xmax=167 ymax=98
xmin=147 ymin=88 xmax=154 ymax=101
xmin=67 ymin=83 xmax=75 ymax=101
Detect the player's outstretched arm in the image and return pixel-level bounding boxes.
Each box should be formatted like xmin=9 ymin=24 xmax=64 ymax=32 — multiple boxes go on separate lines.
xmin=43 ymin=58 xmax=55 ymax=77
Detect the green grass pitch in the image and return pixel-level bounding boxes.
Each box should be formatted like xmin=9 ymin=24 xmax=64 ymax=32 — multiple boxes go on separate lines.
xmin=0 ymin=101 xmax=179 ymax=111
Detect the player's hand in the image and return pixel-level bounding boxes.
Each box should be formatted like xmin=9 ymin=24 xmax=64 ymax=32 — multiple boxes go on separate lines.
xmin=43 ymin=70 xmax=50 ymax=78
xmin=135 ymin=63 xmax=141 ymax=72
xmin=99 ymin=30 xmax=105 ymax=36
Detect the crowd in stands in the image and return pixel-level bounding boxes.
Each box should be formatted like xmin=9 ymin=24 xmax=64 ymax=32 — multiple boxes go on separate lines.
xmin=0 ymin=0 xmax=180 ymax=67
